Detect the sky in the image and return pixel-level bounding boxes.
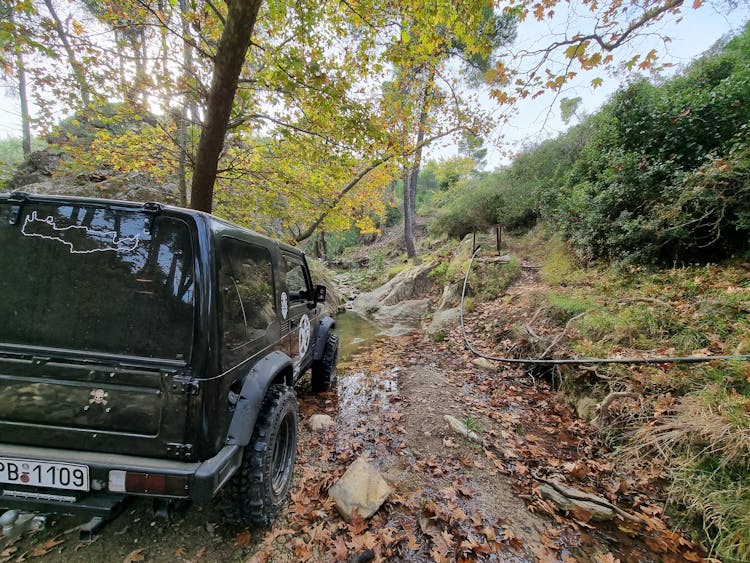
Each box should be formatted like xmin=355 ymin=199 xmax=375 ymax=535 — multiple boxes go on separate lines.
xmin=430 ymin=3 xmax=750 ymax=169
xmin=0 ymin=3 xmax=748 ymax=168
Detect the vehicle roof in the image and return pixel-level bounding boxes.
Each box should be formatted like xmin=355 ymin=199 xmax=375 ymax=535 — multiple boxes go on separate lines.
xmin=0 ymin=191 xmax=304 ymax=256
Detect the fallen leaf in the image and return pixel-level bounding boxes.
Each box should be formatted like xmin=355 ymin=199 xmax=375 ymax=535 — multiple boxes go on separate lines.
xmin=443 ymin=437 xmax=458 ymax=448
xmin=595 ymin=553 xmax=620 ymax=563
xmin=566 ymin=460 xmax=590 ymax=480
xmin=458 ymin=454 xmax=474 ymax=468
xmin=347 ymin=508 xmax=368 ymax=535
xmin=124 ymin=548 xmax=146 ymax=563
xmin=233 ymin=530 xmax=252 ymax=548
xmin=330 ymin=536 xmax=348 ymax=562
xmin=407 ymin=534 xmax=420 ymax=550
xmin=30 ymin=537 xmax=64 ymax=557
xmin=175 ymin=547 xmax=187 ymax=557
xmin=292 ymin=537 xmax=313 ymax=559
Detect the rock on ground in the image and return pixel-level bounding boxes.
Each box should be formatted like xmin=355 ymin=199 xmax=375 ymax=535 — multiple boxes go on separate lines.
xmin=353 ymin=262 xmax=435 ymax=316
xmin=539 ymin=482 xmax=616 ymax=521
xmin=471 ymin=357 xmax=498 ymax=372
xmin=308 ymin=414 xmax=334 ymax=431
xmin=444 ymin=414 xmax=482 ymax=443
xmin=328 ymin=457 xmax=391 ymax=521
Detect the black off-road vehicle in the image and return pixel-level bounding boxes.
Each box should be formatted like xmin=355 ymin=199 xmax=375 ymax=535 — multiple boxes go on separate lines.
xmin=0 ymin=193 xmax=338 ymax=533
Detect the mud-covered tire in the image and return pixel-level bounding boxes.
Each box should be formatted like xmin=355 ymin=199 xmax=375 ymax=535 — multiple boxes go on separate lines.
xmin=311 ymin=333 xmax=338 ymax=392
xmin=223 ymin=385 xmax=298 ymax=528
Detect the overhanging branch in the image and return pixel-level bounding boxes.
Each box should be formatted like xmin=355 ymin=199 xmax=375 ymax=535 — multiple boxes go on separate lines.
xmin=293 ymin=125 xmax=465 ymax=242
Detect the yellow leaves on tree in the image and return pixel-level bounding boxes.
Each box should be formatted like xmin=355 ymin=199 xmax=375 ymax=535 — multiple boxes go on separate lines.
xmin=61 ymin=120 xmax=180 ymax=182
xmin=213 ymin=134 xmax=392 ymax=241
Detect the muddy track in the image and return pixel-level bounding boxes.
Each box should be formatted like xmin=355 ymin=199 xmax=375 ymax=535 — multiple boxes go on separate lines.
xmin=2 ymin=321 xmax=702 ymax=562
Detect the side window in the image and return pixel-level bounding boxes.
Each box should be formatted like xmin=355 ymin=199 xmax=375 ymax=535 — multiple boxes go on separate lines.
xmin=220 ymin=239 xmax=275 ymax=355
xmin=284 ymin=256 xmax=310 ymax=302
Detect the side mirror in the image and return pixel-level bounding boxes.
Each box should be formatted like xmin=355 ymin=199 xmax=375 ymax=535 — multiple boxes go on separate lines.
xmin=314 ymin=284 xmax=327 ymax=304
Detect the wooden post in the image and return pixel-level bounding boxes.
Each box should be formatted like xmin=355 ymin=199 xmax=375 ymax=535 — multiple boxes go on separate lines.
xmin=494 ymin=225 xmax=502 ymax=254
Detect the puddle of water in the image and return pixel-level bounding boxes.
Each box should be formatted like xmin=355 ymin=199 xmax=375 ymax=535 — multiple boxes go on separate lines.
xmin=334 ymin=310 xmax=382 ymax=361
xmin=336 ymin=369 xmax=399 ymax=426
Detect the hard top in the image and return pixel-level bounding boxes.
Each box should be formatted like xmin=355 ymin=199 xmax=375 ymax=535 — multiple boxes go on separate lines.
xmin=0 ymin=191 xmax=304 ymax=256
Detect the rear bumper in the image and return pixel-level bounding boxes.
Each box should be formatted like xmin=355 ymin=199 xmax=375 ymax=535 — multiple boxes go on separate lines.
xmin=0 ymin=442 xmax=242 ymax=517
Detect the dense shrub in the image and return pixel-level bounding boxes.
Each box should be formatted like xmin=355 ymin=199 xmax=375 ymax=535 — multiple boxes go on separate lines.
xmin=545 ymin=25 xmax=750 ymax=264
xmin=429 ymin=113 xmax=595 ymax=239
xmin=428 ymin=170 xmax=537 ymax=237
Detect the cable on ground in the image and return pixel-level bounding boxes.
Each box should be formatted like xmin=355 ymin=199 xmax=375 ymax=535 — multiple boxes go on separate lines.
xmin=460 ymin=245 xmax=750 ymax=366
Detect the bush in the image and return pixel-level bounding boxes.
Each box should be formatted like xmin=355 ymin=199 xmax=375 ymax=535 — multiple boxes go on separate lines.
xmin=429 ymin=170 xmax=537 ymax=238
xmin=543 ymin=24 xmax=750 ymax=264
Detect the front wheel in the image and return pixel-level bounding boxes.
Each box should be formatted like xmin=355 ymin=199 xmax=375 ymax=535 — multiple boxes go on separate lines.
xmin=223 ymin=385 xmax=298 ymax=528
xmin=311 ymin=333 xmax=338 ymax=392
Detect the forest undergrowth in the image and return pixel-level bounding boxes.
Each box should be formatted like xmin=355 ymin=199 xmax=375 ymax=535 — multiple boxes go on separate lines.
xmin=456 ymin=228 xmax=750 ymax=562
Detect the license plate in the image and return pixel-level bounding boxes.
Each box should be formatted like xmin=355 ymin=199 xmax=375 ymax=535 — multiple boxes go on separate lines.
xmin=0 ymin=458 xmax=89 ymax=492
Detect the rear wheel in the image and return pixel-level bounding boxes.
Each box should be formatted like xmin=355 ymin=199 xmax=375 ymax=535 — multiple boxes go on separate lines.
xmin=311 ymin=333 xmax=338 ymax=392
xmin=223 ymin=385 xmax=298 ymax=528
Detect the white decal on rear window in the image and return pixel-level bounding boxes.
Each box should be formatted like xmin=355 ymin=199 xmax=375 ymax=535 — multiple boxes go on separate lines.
xmin=21 ymin=211 xmax=140 ymax=254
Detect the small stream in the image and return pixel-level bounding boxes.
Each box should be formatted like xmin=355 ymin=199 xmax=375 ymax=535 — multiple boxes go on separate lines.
xmin=331 ymin=310 xmax=400 ymax=439
xmin=333 ymin=310 xmax=382 ymax=361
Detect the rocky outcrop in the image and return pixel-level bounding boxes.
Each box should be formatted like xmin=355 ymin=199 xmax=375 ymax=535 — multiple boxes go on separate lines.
xmin=425 ymin=307 xmax=461 ymax=336
xmin=352 ymin=262 xmax=435 ymax=325
xmin=8 ymin=172 xmax=180 ymax=205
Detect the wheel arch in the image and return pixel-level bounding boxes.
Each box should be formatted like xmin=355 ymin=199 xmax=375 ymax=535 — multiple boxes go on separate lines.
xmin=225 ymin=351 xmax=294 ymax=447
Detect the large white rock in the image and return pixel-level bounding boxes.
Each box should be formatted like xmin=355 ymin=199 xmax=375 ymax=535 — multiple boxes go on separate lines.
xmin=352 ymin=262 xmax=435 ymax=316
xmin=425 ymin=307 xmax=461 ymax=336
xmin=328 ymin=457 xmax=391 ymax=521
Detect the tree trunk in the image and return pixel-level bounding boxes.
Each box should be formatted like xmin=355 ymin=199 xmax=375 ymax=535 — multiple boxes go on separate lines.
xmin=115 ymin=29 xmax=127 ymax=99
xmin=10 ymin=9 xmax=31 ymax=157
xmin=190 ymin=0 xmax=263 ymax=213
xmin=158 ymin=0 xmax=170 ymax=84
xmin=178 ymin=0 xmax=194 ymax=207
xmin=403 ymin=164 xmax=417 ymax=259
xmin=320 ymin=231 xmax=327 ymax=259
xmin=17 ymin=57 xmax=31 ymax=158
xmin=128 ymin=27 xmax=148 ymax=109
xmin=402 ymin=69 xmax=434 ymax=260
xmin=42 ymin=0 xmax=90 ymax=107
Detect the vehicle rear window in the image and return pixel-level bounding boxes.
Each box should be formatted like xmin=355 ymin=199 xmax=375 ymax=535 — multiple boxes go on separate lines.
xmin=0 ymin=202 xmax=195 ymax=361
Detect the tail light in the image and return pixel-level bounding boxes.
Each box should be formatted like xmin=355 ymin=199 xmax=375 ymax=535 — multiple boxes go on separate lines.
xmin=109 ymin=471 xmax=189 ymax=497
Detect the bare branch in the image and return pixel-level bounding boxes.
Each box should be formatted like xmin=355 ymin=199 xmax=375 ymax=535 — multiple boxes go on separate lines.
xmin=294 ymin=125 xmax=465 ymax=242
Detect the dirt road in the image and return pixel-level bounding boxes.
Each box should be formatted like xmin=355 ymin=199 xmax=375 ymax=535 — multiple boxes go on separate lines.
xmin=1 ymin=326 xmax=701 ymax=562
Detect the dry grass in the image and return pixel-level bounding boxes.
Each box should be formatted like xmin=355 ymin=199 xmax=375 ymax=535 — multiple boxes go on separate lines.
xmin=625 ymin=386 xmax=750 ymax=560
xmin=634 ymin=389 xmax=750 ymax=465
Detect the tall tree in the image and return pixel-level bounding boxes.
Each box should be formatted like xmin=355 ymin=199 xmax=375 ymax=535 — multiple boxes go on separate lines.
xmin=41 ymin=0 xmax=90 ymax=107
xmin=389 ymin=3 xmax=516 ymax=259
xmin=190 ymin=0 xmax=263 ymax=213
xmin=7 ymin=6 xmax=32 ymax=157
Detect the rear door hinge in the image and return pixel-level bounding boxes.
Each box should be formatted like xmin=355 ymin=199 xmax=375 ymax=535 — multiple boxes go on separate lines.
xmin=172 ymin=375 xmax=200 ymax=395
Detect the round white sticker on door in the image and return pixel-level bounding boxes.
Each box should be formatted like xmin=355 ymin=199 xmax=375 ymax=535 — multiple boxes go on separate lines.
xmin=280 ymin=292 xmax=289 ymax=319
xmin=298 ymin=314 xmax=311 ymax=357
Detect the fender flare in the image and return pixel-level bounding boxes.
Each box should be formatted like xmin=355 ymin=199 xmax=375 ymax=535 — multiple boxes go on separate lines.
xmin=313 ymin=315 xmax=336 ymax=361
xmin=225 ymin=351 xmax=294 ymax=447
